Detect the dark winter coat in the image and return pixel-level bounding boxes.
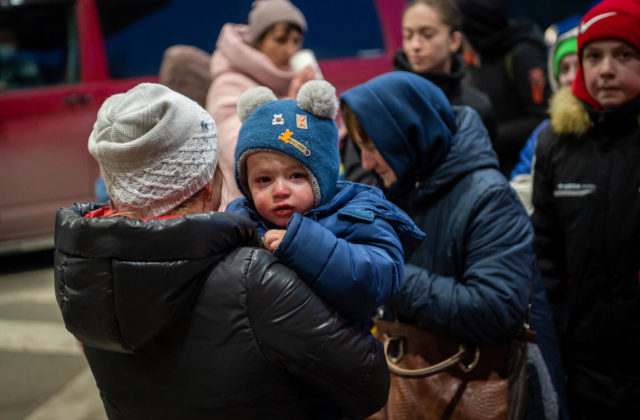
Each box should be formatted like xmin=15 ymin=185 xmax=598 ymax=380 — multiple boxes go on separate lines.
xmin=465 ymin=20 xmax=551 ymax=177
xmin=227 ymin=180 xmax=425 ymax=325
xmin=341 ymin=72 xmax=567 ymax=419
xmin=532 ymin=88 xmax=640 ymax=407
xmin=53 ymin=203 xmax=390 ymax=420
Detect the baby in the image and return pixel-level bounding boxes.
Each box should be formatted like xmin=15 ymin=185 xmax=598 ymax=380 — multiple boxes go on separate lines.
xmin=226 ymin=80 xmax=425 ymax=324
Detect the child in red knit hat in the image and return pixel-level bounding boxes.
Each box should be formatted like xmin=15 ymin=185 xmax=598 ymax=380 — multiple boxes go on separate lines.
xmin=572 ymin=0 xmax=640 ymax=109
xmin=531 ymin=1 xmax=640 ymax=419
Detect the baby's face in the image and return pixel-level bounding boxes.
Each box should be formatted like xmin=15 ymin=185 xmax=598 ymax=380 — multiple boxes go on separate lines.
xmin=246 ymin=152 xmax=315 ymax=227
xmin=582 ymin=39 xmax=640 ymax=108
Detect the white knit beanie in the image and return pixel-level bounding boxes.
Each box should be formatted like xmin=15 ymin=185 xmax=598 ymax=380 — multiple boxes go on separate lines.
xmin=88 ymin=83 xmax=219 ymax=218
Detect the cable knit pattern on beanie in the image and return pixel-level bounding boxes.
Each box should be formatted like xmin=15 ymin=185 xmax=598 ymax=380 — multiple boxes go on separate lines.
xmin=88 ymin=83 xmax=219 ymax=218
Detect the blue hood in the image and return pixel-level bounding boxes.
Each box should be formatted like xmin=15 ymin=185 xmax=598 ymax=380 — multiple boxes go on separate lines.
xmin=341 ymin=72 xmax=456 ymax=188
xmin=341 ymin=72 xmax=498 ymax=199
xmin=416 ymin=106 xmax=499 ymax=200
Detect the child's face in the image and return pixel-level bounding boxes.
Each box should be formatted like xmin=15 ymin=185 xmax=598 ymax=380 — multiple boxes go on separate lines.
xmin=255 ymin=23 xmax=303 ymax=70
xmin=558 ymin=53 xmax=578 ymax=88
xmin=582 ymin=39 xmax=640 ymax=108
xmin=246 ymin=152 xmax=315 ymax=227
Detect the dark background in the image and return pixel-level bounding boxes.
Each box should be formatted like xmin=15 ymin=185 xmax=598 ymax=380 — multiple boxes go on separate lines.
xmin=94 ymin=0 xmax=599 ymax=78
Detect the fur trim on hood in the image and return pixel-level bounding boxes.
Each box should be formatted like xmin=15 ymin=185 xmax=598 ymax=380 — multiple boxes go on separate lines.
xmin=549 ymin=87 xmax=593 ymax=137
xmin=550 ymin=88 xmax=640 ymax=137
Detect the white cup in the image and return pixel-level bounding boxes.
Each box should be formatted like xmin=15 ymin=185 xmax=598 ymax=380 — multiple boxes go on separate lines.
xmin=289 ymin=49 xmax=323 ymax=79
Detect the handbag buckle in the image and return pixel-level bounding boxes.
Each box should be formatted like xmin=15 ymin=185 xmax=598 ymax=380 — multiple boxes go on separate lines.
xmin=458 ymin=345 xmax=480 ymax=373
xmin=386 ymin=336 xmax=405 ymax=364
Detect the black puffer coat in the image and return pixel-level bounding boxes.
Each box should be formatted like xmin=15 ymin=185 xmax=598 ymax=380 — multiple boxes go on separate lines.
xmin=532 ymin=89 xmax=640 ymax=406
xmin=54 ymin=203 xmax=389 ymax=420
xmin=464 ymin=20 xmax=551 ymax=177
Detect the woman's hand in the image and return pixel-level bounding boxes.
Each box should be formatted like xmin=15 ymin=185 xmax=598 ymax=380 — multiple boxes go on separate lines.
xmin=287 ymin=65 xmax=316 ymax=99
xmin=264 ymin=229 xmax=286 ymax=252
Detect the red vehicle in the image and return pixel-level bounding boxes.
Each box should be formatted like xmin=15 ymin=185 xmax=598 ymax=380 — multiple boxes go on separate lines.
xmin=0 ymin=0 xmax=402 ymax=254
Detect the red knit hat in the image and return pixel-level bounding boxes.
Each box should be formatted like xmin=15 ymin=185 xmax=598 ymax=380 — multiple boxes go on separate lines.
xmin=572 ymin=0 xmax=640 ymax=109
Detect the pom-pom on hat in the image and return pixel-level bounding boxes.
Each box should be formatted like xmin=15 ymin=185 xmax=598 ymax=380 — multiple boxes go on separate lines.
xmin=248 ymin=0 xmax=307 ymax=44
xmin=235 ymin=80 xmax=339 ymax=206
xmin=572 ymin=0 xmax=640 ymax=109
xmin=88 ymin=83 xmax=219 ymax=218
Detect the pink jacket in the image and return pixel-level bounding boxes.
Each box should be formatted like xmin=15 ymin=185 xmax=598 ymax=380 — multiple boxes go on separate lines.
xmin=206 ymin=24 xmax=296 ymax=210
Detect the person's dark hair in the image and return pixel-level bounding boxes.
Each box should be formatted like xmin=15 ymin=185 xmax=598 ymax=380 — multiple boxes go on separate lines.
xmin=341 ymin=103 xmax=374 ymax=149
xmin=253 ymin=22 xmax=303 ymax=45
xmin=404 ymin=0 xmax=462 ymax=32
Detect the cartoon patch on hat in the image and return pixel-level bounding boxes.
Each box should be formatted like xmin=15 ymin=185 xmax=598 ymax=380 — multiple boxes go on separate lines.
xmin=296 ymin=114 xmax=308 ymax=129
xmin=278 ymin=128 xmax=311 ymax=156
xmin=235 ymin=80 xmax=340 ymax=206
xmin=272 ymin=114 xmax=284 ymax=125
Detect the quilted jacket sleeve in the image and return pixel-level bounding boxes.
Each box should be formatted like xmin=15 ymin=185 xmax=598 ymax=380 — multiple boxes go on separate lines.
xmin=244 ymin=248 xmax=390 ymax=419
xmin=390 ymin=185 xmax=533 ymax=345
xmin=274 ymin=212 xmax=404 ymax=321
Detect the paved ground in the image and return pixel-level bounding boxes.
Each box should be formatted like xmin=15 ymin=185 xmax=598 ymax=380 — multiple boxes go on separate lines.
xmin=0 ymin=251 xmax=106 ymax=420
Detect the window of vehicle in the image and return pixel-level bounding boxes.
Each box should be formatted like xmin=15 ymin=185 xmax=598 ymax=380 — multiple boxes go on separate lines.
xmin=97 ymin=0 xmax=385 ymax=79
xmin=0 ymin=0 xmax=77 ymax=91
xmin=304 ymin=1 xmax=385 ymax=59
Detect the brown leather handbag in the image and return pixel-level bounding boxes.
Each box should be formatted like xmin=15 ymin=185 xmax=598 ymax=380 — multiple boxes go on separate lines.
xmin=367 ymin=318 xmax=531 ymax=420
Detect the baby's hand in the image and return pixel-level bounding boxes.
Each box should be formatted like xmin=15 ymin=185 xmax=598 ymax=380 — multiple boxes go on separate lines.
xmin=264 ymin=229 xmax=286 ymax=252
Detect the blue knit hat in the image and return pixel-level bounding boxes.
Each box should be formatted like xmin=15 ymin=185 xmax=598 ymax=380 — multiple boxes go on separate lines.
xmin=235 ymin=80 xmax=339 ymax=206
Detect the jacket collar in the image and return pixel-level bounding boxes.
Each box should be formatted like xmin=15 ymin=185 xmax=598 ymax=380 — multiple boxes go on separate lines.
xmin=54 ymin=203 xmax=260 ymax=352
xmin=56 ymin=203 xmax=260 ymax=261
xmin=397 ymin=106 xmax=499 ymax=204
xmin=550 ymin=87 xmax=640 ymax=137
xmin=392 ymin=51 xmax=466 ymax=99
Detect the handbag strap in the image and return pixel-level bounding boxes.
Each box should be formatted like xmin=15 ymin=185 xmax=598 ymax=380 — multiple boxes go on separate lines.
xmin=383 ymin=335 xmax=480 ymax=378
xmin=521 ymin=262 xmax=538 ymax=343
xmin=380 ymin=262 xmax=539 ymax=377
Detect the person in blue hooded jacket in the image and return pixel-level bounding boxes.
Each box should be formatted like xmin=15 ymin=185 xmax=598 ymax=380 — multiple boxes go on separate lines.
xmin=226 ymin=80 xmax=425 ymax=328
xmin=341 ymin=71 xmax=568 ymax=420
